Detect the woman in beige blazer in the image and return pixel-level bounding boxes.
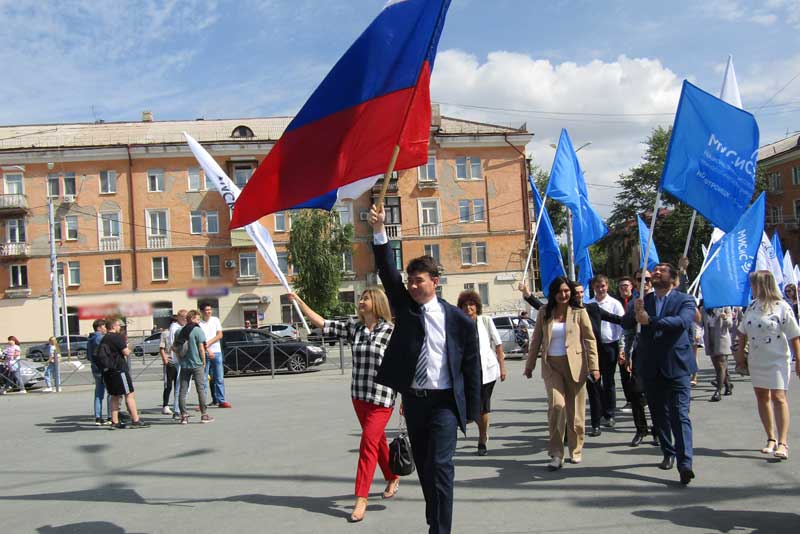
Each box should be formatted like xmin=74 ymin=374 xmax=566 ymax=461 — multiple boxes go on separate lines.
xmin=524 ymin=277 xmax=600 ymax=470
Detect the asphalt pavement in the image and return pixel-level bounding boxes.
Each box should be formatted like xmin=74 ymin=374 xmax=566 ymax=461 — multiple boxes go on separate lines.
xmin=0 ymin=355 xmax=798 ymax=534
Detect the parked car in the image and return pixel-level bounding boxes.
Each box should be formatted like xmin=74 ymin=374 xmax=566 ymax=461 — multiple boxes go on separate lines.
xmin=491 ymin=315 xmax=535 ymax=358
xmin=0 ymin=359 xmax=45 ymax=391
xmin=133 ymin=333 xmax=163 ymax=357
xmin=259 ymin=323 xmax=299 ymax=340
xmin=26 ymin=335 xmax=89 ymax=361
xmin=222 ymin=328 xmax=326 ymax=375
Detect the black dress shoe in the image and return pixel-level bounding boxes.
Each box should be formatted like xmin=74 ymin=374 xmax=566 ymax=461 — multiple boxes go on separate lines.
xmin=629 ymin=431 xmax=645 ymax=447
xmin=658 ymin=456 xmax=675 ymax=470
xmin=724 ymin=382 xmax=733 ymax=396
xmin=679 ymin=468 xmax=695 ymax=485
xmin=477 ymin=443 xmax=487 ymax=456
xmin=710 ymin=391 xmax=722 ymax=402
xmin=587 ymin=426 xmax=602 ymax=437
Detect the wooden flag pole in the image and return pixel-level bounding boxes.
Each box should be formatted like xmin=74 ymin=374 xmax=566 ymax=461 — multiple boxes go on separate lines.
xmin=375 ymin=144 xmax=401 ymax=211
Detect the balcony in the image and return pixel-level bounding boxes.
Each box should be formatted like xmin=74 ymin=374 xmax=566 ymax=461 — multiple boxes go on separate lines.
xmin=4 ymin=287 xmax=31 ymax=299
xmin=372 ymin=178 xmax=399 ymax=194
xmin=0 ymin=242 xmax=29 ymax=258
xmin=230 ymin=228 xmax=251 ymax=248
xmin=417 ymin=178 xmax=438 ymax=190
xmin=99 ymin=236 xmax=121 ymax=251
xmin=385 ymin=224 xmax=402 ymax=239
xmin=147 ymin=235 xmax=170 ymax=249
xmin=0 ymin=194 xmax=28 ymax=213
xmin=420 ymin=223 xmax=442 ymax=237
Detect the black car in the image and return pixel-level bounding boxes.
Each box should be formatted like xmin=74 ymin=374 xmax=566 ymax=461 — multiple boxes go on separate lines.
xmin=221 ymin=329 xmax=327 ymax=375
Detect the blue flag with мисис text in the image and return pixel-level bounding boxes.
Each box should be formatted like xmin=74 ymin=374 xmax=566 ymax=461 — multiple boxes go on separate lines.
xmin=637 ymin=215 xmax=660 ymax=270
xmin=660 ymin=80 xmax=759 ymax=233
xmin=529 ymin=177 xmax=565 ymax=297
xmin=700 ymin=192 xmax=765 ymax=308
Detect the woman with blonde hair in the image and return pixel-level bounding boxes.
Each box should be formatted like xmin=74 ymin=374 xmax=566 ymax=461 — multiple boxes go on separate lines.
xmin=524 ymin=277 xmax=600 ymax=470
xmin=43 ymin=336 xmax=60 ymax=392
xmin=289 ymin=288 xmax=399 ymax=522
xmin=735 ymin=270 xmax=800 ymax=460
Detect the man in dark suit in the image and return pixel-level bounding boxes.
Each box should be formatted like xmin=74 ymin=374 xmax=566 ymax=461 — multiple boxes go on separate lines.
xmin=370 ymin=205 xmax=481 ymax=534
xmin=623 ymin=262 xmax=697 ymax=485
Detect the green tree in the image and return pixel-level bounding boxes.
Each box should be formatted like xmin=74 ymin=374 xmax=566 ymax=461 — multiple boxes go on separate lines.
xmin=287 ymin=210 xmax=354 ymax=317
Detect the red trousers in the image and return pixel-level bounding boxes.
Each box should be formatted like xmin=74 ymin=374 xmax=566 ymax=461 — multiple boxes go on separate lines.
xmin=352 ymin=399 xmax=395 ymax=498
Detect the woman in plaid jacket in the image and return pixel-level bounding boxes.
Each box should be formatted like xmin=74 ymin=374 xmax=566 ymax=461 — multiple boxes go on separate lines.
xmin=288 ymin=289 xmax=399 ymax=522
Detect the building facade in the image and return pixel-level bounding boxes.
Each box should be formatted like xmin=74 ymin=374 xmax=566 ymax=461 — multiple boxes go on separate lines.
xmin=760 ymin=133 xmax=800 ymax=257
xmin=0 ymin=109 xmax=533 ymax=341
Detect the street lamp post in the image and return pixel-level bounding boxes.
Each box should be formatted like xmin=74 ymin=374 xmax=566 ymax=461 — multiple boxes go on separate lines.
xmin=46 ymin=163 xmax=62 ymax=390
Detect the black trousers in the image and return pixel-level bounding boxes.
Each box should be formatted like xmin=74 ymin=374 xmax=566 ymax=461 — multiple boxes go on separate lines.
xmin=403 ymin=390 xmax=459 ymax=534
xmin=162 ymin=363 xmax=178 ymax=407
xmin=619 ymin=361 xmax=633 ymax=404
xmin=586 ymin=376 xmax=603 ymax=428
xmin=597 ymin=341 xmax=619 ymax=419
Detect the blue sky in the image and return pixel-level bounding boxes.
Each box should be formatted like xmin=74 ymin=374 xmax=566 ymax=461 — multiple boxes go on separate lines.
xmin=2 ymin=0 xmax=799 ymax=213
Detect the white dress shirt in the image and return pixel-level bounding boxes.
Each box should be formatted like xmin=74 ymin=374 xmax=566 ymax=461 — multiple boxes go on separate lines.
xmin=200 ymin=316 xmax=223 ymax=353
xmin=590 ymin=295 xmax=624 ymax=343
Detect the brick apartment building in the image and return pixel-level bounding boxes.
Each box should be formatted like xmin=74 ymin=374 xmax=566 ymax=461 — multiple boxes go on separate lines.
xmin=761 ymin=132 xmax=800 ymax=257
xmin=0 ymin=107 xmax=534 ymax=341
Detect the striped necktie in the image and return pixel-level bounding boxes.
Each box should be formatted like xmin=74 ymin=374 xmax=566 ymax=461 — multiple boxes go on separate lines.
xmin=414 ymin=307 xmax=429 ymax=388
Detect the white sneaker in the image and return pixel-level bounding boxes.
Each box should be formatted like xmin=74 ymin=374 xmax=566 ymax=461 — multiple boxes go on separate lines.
xmin=547 ymin=457 xmax=563 ymax=470
xmin=19 ymin=389 xmax=27 ymax=394
xmin=42 ymin=387 xmax=52 ymax=392
xmin=162 ymin=406 xmax=174 ymax=415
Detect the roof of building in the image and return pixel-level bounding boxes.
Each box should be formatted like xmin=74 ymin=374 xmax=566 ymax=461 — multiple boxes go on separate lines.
xmin=0 ymin=113 xmax=528 ymax=151
xmin=758 ymin=132 xmax=800 ymax=162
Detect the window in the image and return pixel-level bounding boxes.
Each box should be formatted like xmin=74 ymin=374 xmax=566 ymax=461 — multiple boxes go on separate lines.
xmin=47 ymin=174 xmax=60 ymax=197
xmin=100 ymin=212 xmax=121 ymax=238
xmin=419 ymin=199 xmax=440 ymax=236
xmin=63 ymin=173 xmax=76 ymax=196
xmin=53 ymin=219 xmax=62 ymax=240
xmin=240 ymin=252 xmax=257 ymax=277
xmin=231 ymin=125 xmax=255 ymax=138
xmin=459 ymin=200 xmax=471 ymax=222
xmin=460 ymin=242 xmax=487 ymax=265
xmin=65 ymin=215 xmax=78 ymax=240
xmin=3 ymin=173 xmax=23 ymax=194
xmin=100 ymin=170 xmax=117 ymax=194
xmin=424 ymin=244 xmax=440 ymax=264
xmin=476 ymin=242 xmax=487 ymax=264
xmin=152 ymin=301 xmax=173 ymax=331
xmin=473 ymin=199 xmax=485 ymax=221
xmin=461 ymin=243 xmax=473 ymax=265
xmin=192 ymin=256 xmax=205 ymax=278
xmin=152 ymin=257 xmax=169 ymax=281
xmin=795 ymin=200 xmax=800 ymax=222
xmin=206 ymin=211 xmax=219 ymax=234
xmin=280 ymin=294 xmax=298 ymax=324
xmin=277 ymin=252 xmax=290 ymax=274
xmin=342 ymin=250 xmax=354 ymax=272
xmin=793 ymin=167 xmax=800 ymax=186
xmin=233 ymin=164 xmax=254 ymax=188
xmin=463 ymin=283 xmax=475 ymax=290
xmin=190 ymin=211 xmax=203 ymax=234
xmin=147 ymin=210 xmax=168 ymax=236
xmin=188 ymin=167 xmax=203 ymax=191
xmin=68 ymin=261 xmax=80 ymax=286
xmin=390 ymin=241 xmax=403 ymax=271
xmin=104 ymin=259 xmax=122 ymax=284
xmin=478 ymin=283 xmax=489 ymax=305
xmin=768 ymin=172 xmax=782 ymax=192
xmin=334 ymin=203 xmax=353 ymax=226
xmin=456 ymin=156 xmax=482 ymax=180
xmin=382 ymin=196 xmax=401 ymax=225
xmin=7 ymin=218 xmax=25 ymax=242
xmin=147 ymin=169 xmax=164 ymax=192
xmin=418 ymin=156 xmax=437 ymax=182
xmin=10 ymin=265 xmax=27 ymax=288
xmin=769 ymin=206 xmax=783 ymax=224
xmin=208 ymin=255 xmax=221 ymax=278
xmin=275 ymin=212 xmax=288 ymax=232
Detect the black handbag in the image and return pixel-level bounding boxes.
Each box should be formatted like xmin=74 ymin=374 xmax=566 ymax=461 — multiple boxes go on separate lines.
xmin=389 ymin=417 xmax=415 ymax=476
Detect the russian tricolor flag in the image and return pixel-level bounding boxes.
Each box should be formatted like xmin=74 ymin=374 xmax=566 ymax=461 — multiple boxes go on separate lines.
xmin=231 ymin=0 xmax=451 ymax=228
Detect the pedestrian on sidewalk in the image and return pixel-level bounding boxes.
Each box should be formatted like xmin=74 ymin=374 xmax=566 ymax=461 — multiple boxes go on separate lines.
xmin=525 ymin=277 xmax=600 ymax=470
xmin=703 ymin=304 xmax=734 ymax=402
xmin=289 ymin=289 xmax=400 ymax=523
xmin=42 ymin=336 xmax=59 ymax=392
xmin=2 ymin=336 xmax=24 ymax=394
xmin=200 ymin=303 xmax=229 ymax=408
xmin=98 ymin=317 xmax=148 ymax=429
xmin=177 ymin=310 xmax=213 ymax=425
xmin=87 ymin=319 xmax=112 ymax=425
xmin=457 ymin=290 xmax=506 ymax=456
xmin=159 ymin=311 xmax=186 ymax=416
xmin=735 ymin=270 xmax=800 ymax=460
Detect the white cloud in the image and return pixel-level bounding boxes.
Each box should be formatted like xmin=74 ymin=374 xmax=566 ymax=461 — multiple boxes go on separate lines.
xmin=431 ymin=50 xmax=684 ymax=215
xmin=699 ymin=0 xmax=800 ymax=28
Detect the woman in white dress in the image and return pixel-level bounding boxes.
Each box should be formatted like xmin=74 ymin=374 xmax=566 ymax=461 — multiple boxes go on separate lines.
xmin=735 ymin=271 xmax=800 ymax=460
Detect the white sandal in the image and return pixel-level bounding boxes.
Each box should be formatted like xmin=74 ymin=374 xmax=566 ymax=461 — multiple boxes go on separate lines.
xmin=774 ymin=442 xmax=789 ymax=460
xmin=761 ymin=438 xmax=777 ymax=454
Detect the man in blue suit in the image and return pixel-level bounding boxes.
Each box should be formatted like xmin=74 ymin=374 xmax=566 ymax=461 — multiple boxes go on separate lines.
xmin=370 ymin=205 xmax=481 ymax=534
xmin=623 ymin=262 xmax=697 ymax=485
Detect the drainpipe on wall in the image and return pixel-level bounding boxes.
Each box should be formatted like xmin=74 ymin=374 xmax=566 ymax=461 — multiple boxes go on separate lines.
xmin=126 ymin=145 xmax=138 ymax=291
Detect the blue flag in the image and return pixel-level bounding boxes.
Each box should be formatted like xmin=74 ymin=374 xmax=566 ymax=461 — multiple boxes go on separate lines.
xmin=771 ymin=231 xmax=784 ymax=274
xmin=576 ymin=250 xmax=594 ymax=303
xmin=547 ymin=129 xmax=608 ymax=256
xmin=637 ymin=215 xmax=660 ymax=270
xmin=660 ymin=80 xmax=759 ymax=232
xmin=700 ymin=193 xmax=765 ymax=308
xmin=529 ymin=177 xmax=566 ymax=297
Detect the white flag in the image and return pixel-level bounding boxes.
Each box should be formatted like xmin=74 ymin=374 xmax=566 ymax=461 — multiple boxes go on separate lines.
xmin=783 ymin=251 xmax=797 ymax=289
xmin=755 ymin=232 xmax=784 ymax=288
xmin=720 ymin=55 xmax=743 ymax=109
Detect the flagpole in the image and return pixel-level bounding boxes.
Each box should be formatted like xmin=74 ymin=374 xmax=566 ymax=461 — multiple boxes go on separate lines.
xmin=375 ymin=144 xmax=401 ymax=210
xmin=688 ymin=246 xmax=722 ymax=295
xmin=639 ymin=190 xmax=661 ymax=298
xmin=522 ymin=193 xmax=549 ymax=291
xmin=566 ymin=211 xmax=576 ymax=280
xmin=682 ymin=209 xmax=697 ymax=257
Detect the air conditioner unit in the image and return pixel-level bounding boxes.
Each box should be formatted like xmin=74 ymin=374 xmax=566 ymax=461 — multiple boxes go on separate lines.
xmin=224 ymin=259 xmax=236 ymax=269
xmin=62 ymin=194 xmax=76 ymax=203
xmin=359 ymin=211 xmax=369 ymax=221
xmin=261 ymin=295 xmax=272 ymax=304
